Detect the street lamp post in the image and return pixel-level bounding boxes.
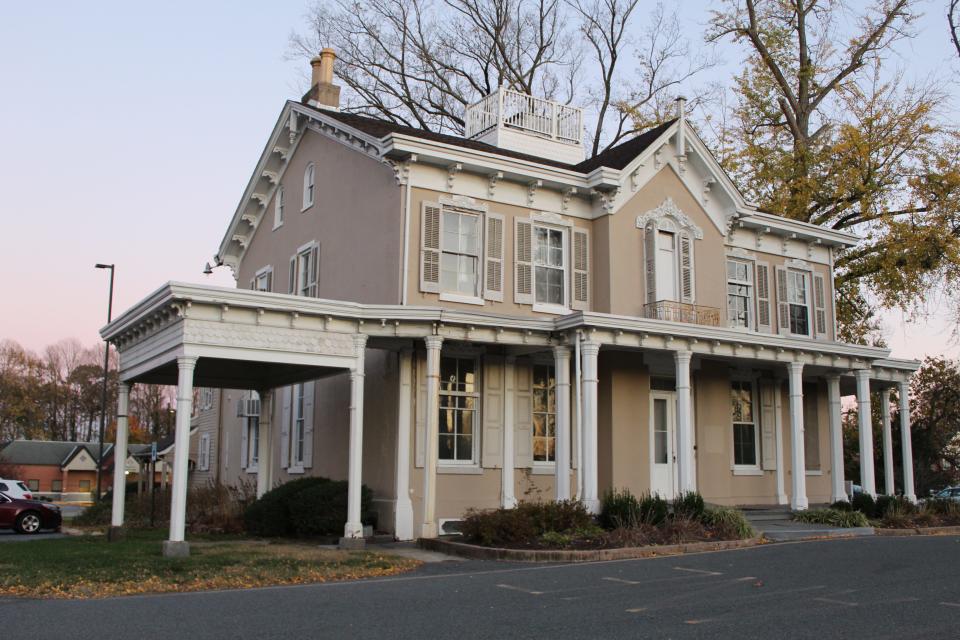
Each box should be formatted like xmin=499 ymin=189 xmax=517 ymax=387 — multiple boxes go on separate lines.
xmin=95 ymin=263 xmax=115 ymax=501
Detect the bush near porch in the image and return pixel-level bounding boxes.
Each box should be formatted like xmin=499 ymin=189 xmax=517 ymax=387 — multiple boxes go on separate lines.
xmin=244 ymin=477 xmax=374 ymax=538
xmin=807 ymin=495 xmax=960 ymax=528
xmin=459 ymin=491 xmax=755 ymax=550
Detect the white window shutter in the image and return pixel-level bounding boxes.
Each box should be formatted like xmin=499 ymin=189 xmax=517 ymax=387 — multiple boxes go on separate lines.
xmin=484 ymin=213 xmax=505 ymax=301
xmin=420 ymin=202 xmax=442 ymax=293
xmin=514 ymin=219 xmax=534 ymax=304
xmin=302 ymin=381 xmax=315 ymax=468
xmin=240 ymin=418 xmax=248 ymax=470
xmin=755 ymin=262 xmax=772 ymax=333
xmin=813 ymin=274 xmax=827 ymax=339
xmin=308 ymin=245 xmax=320 ymax=297
xmin=288 ymin=256 xmax=296 ymax=295
xmin=644 ymin=223 xmax=657 ymax=305
xmin=571 ymin=228 xmax=590 ymax=310
xmin=266 ymin=269 xmax=273 ymax=293
xmin=679 ymin=232 xmax=694 ymax=303
xmin=513 ymin=360 xmax=533 ymax=468
xmin=280 ymin=386 xmax=292 ymax=469
xmin=414 ymin=354 xmax=426 ymax=467
xmin=482 ymin=355 xmax=504 ymax=468
xmin=249 ymin=278 xmax=255 ymax=291
xmin=775 ymin=266 xmax=790 ymax=335
xmin=759 ymin=380 xmax=777 ymax=471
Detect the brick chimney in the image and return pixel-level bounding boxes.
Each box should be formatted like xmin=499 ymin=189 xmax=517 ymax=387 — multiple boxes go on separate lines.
xmin=303 ymin=48 xmax=340 ymax=110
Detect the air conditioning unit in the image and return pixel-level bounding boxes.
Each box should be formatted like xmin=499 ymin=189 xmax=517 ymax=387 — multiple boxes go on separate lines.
xmin=236 ymin=398 xmax=261 ymax=417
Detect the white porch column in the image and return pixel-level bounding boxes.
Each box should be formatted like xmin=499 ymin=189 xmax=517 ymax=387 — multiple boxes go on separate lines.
xmin=343 ymin=334 xmax=368 ymax=544
xmin=854 ymin=369 xmax=876 ymax=496
xmin=674 ymin=350 xmax=694 ymax=494
xmin=255 ymin=389 xmax=274 ymax=498
xmin=581 ymin=341 xmax=600 ymax=513
xmin=881 ymin=388 xmax=895 ymax=496
xmin=421 ymin=335 xmax=443 ymax=538
xmin=108 ymin=382 xmax=131 ymax=539
xmin=502 ymin=355 xmax=517 ymax=509
xmin=554 ymin=345 xmax=572 ymax=501
xmin=394 ymin=349 xmax=415 ymax=540
xmin=164 ymin=355 xmax=197 ymax=558
xmin=899 ymin=381 xmax=916 ymax=502
xmin=787 ymin=362 xmax=808 ymax=511
xmin=826 ymin=375 xmax=846 ymax=503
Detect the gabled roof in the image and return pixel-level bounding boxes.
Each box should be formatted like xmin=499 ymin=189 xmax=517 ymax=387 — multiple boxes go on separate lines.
xmin=0 ymin=440 xmax=108 ymax=468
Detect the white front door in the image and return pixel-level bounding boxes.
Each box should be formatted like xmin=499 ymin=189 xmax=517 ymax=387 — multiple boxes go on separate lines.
xmin=650 ymin=391 xmax=678 ymax=498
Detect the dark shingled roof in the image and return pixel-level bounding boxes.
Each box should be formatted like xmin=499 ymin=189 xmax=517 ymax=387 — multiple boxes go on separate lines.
xmin=317 ymin=108 xmax=677 ymax=174
xmin=0 ymin=440 xmax=104 ymax=467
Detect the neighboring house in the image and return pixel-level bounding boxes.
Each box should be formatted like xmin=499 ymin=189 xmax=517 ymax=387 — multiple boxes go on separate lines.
xmin=0 ymin=440 xmax=109 ymax=497
xmin=102 ymin=49 xmax=919 ymax=550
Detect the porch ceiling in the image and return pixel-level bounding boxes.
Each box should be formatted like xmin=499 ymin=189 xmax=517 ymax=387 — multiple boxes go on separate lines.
xmin=127 ymin=356 xmax=345 ymax=390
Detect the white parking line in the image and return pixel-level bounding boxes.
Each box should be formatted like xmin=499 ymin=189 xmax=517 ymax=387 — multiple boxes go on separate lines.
xmin=673 ymin=567 xmax=723 ymax=576
xmin=603 ymin=577 xmax=641 ymax=585
xmin=496 ymin=583 xmax=544 ymax=595
xmin=939 ymin=602 xmax=960 ymax=608
xmin=813 ymin=597 xmax=858 ymax=607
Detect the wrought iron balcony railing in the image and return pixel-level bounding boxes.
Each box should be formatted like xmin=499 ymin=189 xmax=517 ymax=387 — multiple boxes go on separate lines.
xmin=642 ymin=300 xmax=721 ymax=327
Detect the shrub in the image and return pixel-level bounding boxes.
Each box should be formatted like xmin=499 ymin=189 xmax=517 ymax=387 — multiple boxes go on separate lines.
xmin=702 ymin=506 xmax=755 ymax=539
xmin=851 ymin=492 xmax=877 ymax=518
xmin=923 ymin=498 xmax=960 ymax=518
xmin=460 ymin=500 xmax=594 ymax=547
xmin=600 ymin=488 xmax=641 ymax=529
xmin=874 ymin=495 xmax=895 ymax=519
xmin=793 ymin=508 xmax=869 ymax=528
xmin=244 ymin=477 xmax=331 ymax=537
xmin=638 ymin=493 xmax=669 ymax=526
xmin=287 ymin=480 xmax=373 ymax=536
xmin=830 ymin=500 xmax=852 ymax=512
xmin=660 ymin=516 xmax=708 ymax=544
xmin=672 ymin=491 xmax=705 ymax=520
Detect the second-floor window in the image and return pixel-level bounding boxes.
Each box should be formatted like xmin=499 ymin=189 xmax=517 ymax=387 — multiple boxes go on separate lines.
xmin=441 ymin=210 xmax=481 ymax=296
xmin=726 ymin=260 xmax=753 ymax=329
xmin=252 ymin=266 xmax=272 ymax=292
xmin=303 ymin=163 xmax=315 ymax=209
xmin=786 ymin=270 xmax=809 ymax=336
xmin=534 ymin=226 xmax=565 ymax=306
xmin=289 ymin=244 xmax=319 ymax=297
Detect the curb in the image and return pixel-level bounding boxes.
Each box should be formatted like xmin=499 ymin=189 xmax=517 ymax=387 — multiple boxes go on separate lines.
xmin=417 ymin=536 xmax=762 ymax=563
xmin=873 ymin=525 xmax=960 ymax=537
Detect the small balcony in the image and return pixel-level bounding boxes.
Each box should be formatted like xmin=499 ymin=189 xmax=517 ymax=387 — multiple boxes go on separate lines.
xmin=643 ymin=301 xmax=721 ymax=327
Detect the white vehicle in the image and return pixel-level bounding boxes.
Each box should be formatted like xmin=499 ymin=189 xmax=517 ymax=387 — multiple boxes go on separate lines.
xmin=0 ymin=479 xmax=33 ymax=500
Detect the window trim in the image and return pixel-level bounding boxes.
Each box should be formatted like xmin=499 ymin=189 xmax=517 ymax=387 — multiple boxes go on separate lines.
xmin=531 ymin=222 xmax=569 ymax=310
xmin=253 ymin=265 xmax=273 ymax=293
xmin=292 ymin=241 xmax=319 ymax=297
xmin=302 ymin=163 xmax=315 ymax=211
xmin=439 ymin=208 xmax=483 ymax=299
xmin=726 ymin=258 xmax=755 ymax=330
xmin=273 ymin=185 xmax=285 ymax=229
xmin=437 ymin=354 xmax=481 ymax=467
xmin=730 ymin=378 xmax=762 ymax=473
xmin=786 ymin=269 xmax=813 ymax=337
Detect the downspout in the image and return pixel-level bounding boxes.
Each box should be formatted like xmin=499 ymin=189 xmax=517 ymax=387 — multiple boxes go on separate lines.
xmin=575 ymin=330 xmax=583 ymax=501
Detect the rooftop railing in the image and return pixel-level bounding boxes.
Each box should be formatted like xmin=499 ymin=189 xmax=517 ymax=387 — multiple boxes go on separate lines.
xmin=465 ymin=88 xmax=583 ymax=145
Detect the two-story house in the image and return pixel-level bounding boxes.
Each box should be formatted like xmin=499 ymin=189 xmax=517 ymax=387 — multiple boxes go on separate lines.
xmin=102 ymin=50 xmax=919 ymax=556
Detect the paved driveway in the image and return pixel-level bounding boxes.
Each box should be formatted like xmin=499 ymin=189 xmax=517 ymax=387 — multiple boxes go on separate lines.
xmin=2 ymin=536 xmax=959 ymax=638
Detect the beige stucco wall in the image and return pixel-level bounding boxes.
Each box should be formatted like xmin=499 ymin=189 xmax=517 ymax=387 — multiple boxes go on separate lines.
xmin=238 ymin=129 xmax=403 ymax=304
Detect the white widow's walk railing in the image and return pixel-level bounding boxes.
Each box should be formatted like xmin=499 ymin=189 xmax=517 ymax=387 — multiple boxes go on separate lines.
xmin=465 ymin=88 xmax=583 ymax=144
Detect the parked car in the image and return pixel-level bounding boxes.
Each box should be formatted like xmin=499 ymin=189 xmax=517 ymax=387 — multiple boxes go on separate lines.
xmin=0 ymin=491 xmax=62 ymax=534
xmin=929 ymin=486 xmax=960 ymax=502
xmin=0 ymin=478 xmax=33 ymax=500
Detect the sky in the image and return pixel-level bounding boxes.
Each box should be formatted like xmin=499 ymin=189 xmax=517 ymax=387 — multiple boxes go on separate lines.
xmin=0 ymin=0 xmax=957 ymax=361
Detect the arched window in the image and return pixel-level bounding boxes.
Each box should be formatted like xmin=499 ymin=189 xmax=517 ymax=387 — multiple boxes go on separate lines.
xmin=274 ymin=186 xmax=285 ymax=228
xmin=303 ymin=163 xmax=315 ymax=209
xmin=637 ymin=198 xmax=701 ymax=306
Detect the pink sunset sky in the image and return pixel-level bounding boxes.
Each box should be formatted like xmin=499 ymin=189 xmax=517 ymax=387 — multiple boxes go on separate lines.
xmin=1 ymin=1 xmax=957 ymax=361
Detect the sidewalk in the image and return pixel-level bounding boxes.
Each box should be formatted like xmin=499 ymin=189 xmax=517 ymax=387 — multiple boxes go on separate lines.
xmin=742 ymin=507 xmax=874 ymax=542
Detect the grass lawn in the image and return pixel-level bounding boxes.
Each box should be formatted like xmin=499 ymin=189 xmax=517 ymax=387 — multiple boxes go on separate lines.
xmin=0 ymin=529 xmax=420 ymax=599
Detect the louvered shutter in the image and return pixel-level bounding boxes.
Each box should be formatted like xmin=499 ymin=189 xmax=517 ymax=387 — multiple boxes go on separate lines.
xmin=240 ymin=418 xmax=248 ymax=470
xmin=756 ymin=262 xmax=772 ymax=333
xmin=514 ymin=360 xmax=533 ymax=467
xmin=760 ymin=381 xmax=777 ymax=471
xmin=307 ymin=245 xmax=319 ymax=297
xmin=419 ymin=202 xmax=442 ymax=293
xmin=571 ymin=228 xmax=590 ymax=310
xmin=249 ymin=278 xmax=255 ymax=291
xmin=514 ymin=219 xmax=534 ymax=304
xmin=265 ymin=270 xmax=273 ymax=293
xmin=484 ymin=213 xmax=505 ymax=301
xmin=280 ymin=386 xmax=291 ymax=469
xmin=813 ymin=274 xmax=827 ymax=339
xmin=288 ymin=256 xmax=296 ymax=294
xmin=775 ymin=266 xmax=790 ymax=335
xmin=302 ymin=381 xmax=315 ymax=468
xmin=482 ymin=355 xmax=504 ymax=468
xmin=415 ymin=354 xmax=426 ymax=467
xmin=679 ymin=232 xmax=694 ymax=303
xmin=644 ymin=223 xmax=657 ymax=304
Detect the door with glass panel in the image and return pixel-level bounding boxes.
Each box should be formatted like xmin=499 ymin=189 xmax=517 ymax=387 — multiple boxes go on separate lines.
xmin=650 ymin=391 xmax=678 ymax=498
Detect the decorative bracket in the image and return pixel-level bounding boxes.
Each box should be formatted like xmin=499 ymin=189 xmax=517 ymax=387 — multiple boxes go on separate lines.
xmin=702 ymin=177 xmax=716 ymax=203
xmin=487 ymin=171 xmax=503 ymax=197
xmin=654 ymin=147 xmax=664 ymax=171
xmin=526 ymin=179 xmax=542 ymax=206
xmin=561 ymin=187 xmax=577 ymax=212
xmin=446 ymin=163 xmax=462 ymax=191
xmin=630 ymin=168 xmax=641 ymax=192
xmin=593 ymin=188 xmax=620 ymax=215
xmin=261 ymin=170 xmax=279 ymax=185
xmin=756 ymin=225 xmax=770 ymax=249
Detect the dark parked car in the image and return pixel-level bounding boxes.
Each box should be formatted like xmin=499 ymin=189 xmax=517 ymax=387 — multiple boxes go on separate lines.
xmin=0 ymin=491 xmax=62 ymax=534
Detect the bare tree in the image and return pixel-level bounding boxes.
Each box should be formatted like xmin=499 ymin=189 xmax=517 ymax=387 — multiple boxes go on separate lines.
xmin=289 ymin=0 xmax=712 ymax=155
xmin=951 ymin=0 xmax=960 ymax=60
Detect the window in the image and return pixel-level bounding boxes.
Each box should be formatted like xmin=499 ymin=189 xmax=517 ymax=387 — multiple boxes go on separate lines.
xmin=52 ymin=479 xmax=63 ymax=492
xmin=247 ymin=416 xmax=260 ymax=469
xmin=787 ymin=270 xmax=810 ymax=335
xmin=303 ymin=163 xmax=315 ymax=209
xmin=77 ymin=480 xmax=90 ymax=492
xmin=28 ymin=479 xmax=40 ymax=491
xmin=731 ymin=380 xmax=759 ymax=468
xmin=532 ymin=364 xmax=556 ymax=463
xmin=533 ymin=226 xmax=565 ymax=306
xmin=199 ymin=388 xmax=214 ymax=411
xmin=727 ymin=260 xmax=753 ymax=329
xmin=438 ymin=356 xmax=478 ymax=464
xmin=440 ymin=210 xmax=481 ymax=296
xmin=290 ymin=244 xmax=318 ymax=297
xmin=656 ymin=230 xmax=678 ymax=301
xmin=274 ymin=186 xmax=285 ymax=228
xmin=291 ymin=383 xmax=306 ymax=467
xmin=253 ymin=266 xmax=273 ymax=293
xmin=199 ymin=434 xmax=211 ymax=471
